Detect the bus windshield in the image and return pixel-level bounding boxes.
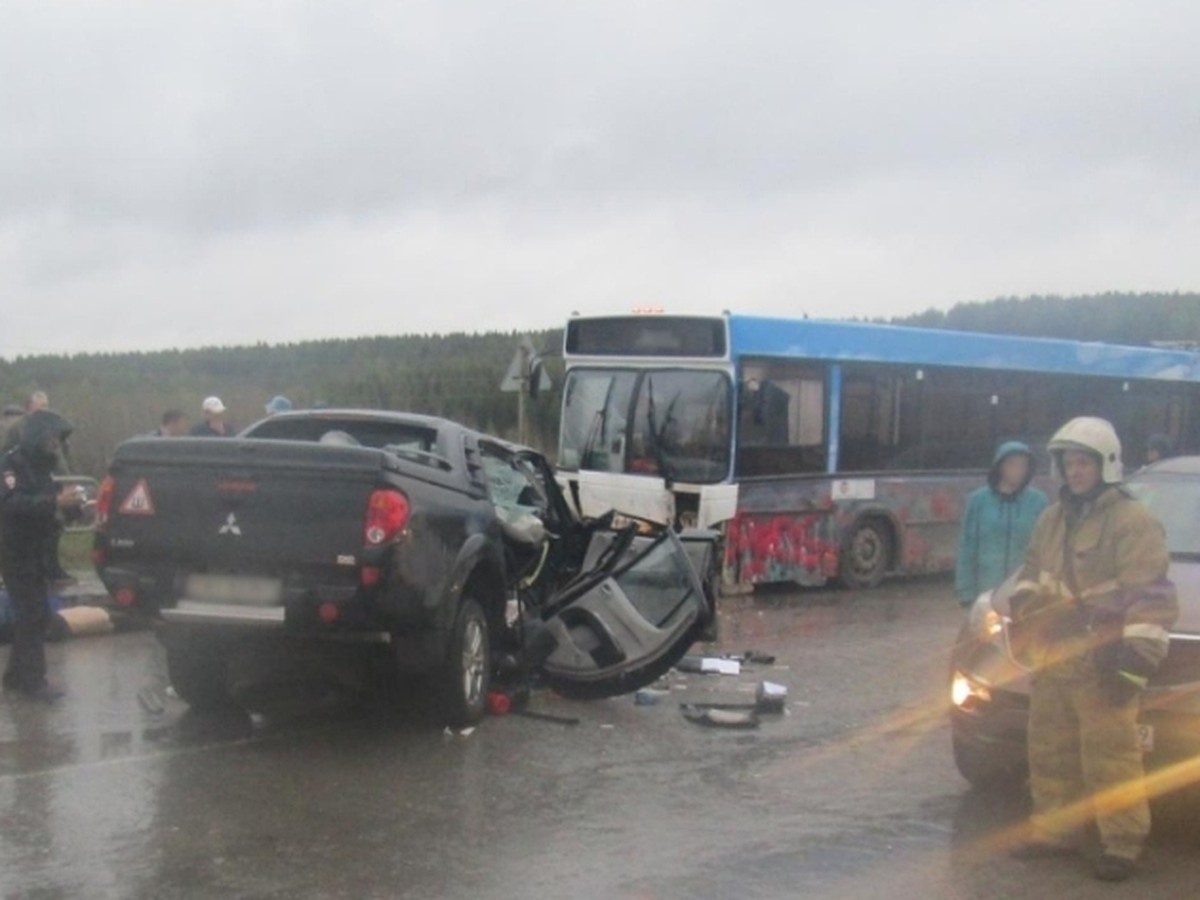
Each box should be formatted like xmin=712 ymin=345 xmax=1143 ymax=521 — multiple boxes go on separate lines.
xmin=560 ymin=368 xmax=732 ymax=484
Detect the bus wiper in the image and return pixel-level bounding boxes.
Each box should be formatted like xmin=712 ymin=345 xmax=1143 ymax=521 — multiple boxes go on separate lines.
xmin=579 ymin=409 xmax=605 ymax=468
xmin=579 ymin=377 xmax=616 ymax=468
xmin=645 ymin=377 xmax=676 ymax=488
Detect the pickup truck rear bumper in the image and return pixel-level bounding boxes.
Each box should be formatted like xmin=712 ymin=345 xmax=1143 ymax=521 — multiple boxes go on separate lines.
xmin=162 ymin=600 xmax=287 ymax=628
xmin=158 ymin=600 xmax=396 ymax=647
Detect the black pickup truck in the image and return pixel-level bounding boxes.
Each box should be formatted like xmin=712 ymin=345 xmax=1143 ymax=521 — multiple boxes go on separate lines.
xmin=93 ymin=410 xmax=717 ymax=725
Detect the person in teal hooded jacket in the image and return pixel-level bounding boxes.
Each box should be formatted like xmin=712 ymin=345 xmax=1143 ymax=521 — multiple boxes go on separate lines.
xmin=955 ymin=441 xmax=1048 ymax=607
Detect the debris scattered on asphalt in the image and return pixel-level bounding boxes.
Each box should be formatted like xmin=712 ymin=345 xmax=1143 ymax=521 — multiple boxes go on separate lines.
xmin=634 ymin=688 xmax=668 ymax=706
xmin=721 ymin=650 xmax=776 ymax=665
xmin=676 ymin=655 xmax=741 ymax=676
xmin=486 ymin=690 xmax=513 ymax=716
xmin=756 ymin=681 xmax=788 ymax=713
xmin=675 ymin=681 xmax=789 ymax=718
xmin=443 ymin=726 xmax=477 ymax=737
xmin=680 ymin=704 xmax=760 ymax=729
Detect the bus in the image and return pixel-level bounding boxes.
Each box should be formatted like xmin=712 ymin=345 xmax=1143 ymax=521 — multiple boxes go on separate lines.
xmin=555 ymin=312 xmax=1200 ymax=589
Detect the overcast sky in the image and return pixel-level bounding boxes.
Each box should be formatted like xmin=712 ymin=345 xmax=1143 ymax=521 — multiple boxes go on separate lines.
xmin=1 ymin=1 xmax=1197 ymax=357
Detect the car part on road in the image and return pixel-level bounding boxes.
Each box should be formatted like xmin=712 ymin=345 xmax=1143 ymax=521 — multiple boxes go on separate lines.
xmin=680 ymin=704 xmax=760 ymax=729
xmin=675 ymin=655 xmax=741 ymax=675
xmin=486 ymin=690 xmax=512 ymax=716
xmin=675 ymin=682 xmax=789 ymax=717
xmin=538 ymin=527 xmax=710 ymax=699
xmin=756 ymin=681 xmax=788 ymax=712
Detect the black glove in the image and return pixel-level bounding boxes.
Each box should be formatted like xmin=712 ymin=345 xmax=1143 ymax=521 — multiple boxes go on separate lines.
xmin=1102 ymin=670 xmax=1144 ymax=707
xmin=1098 ymin=641 xmax=1151 ymax=707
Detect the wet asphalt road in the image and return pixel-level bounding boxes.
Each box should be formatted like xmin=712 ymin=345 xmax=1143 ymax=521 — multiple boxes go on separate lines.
xmin=3 ymin=577 xmax=1200 ymax=899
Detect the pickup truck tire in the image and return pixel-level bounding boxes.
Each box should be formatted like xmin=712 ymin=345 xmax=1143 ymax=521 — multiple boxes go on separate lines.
xmin=165 ymin=635 xmax=234 ymax=711
xmin=435 ymin=597 xmax=490 ymax=728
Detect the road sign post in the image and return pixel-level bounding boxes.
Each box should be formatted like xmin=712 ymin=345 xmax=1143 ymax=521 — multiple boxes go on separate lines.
xmin=500 ymin=337 xmax=552 ymax=445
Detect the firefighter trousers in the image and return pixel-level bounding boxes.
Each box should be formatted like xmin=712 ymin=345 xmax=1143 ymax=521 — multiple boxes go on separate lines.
xmin=1027 ymin=669 xmax=1149 ymax=860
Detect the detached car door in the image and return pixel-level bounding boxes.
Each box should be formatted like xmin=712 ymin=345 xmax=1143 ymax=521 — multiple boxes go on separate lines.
xmin=536 ymin=523 xmax=711 ymax=699
xmin=481 ymin=443 xmax=714 ymax=699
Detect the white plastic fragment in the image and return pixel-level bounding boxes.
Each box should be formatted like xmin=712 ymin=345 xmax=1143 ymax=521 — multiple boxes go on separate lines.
xmin=700 ymin=658 xmax=741 ymax=676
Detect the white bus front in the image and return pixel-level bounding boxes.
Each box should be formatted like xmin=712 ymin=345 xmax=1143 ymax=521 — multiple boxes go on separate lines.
xmin=556 ymin=315 xmax=739 ymax=530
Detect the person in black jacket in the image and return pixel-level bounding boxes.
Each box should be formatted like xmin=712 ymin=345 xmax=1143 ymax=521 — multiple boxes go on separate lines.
xmin=1 ymin=409 xmax=81 ymax=702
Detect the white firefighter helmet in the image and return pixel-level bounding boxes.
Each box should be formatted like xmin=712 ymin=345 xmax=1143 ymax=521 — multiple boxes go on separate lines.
xmin=1047 ymin=416 xmax=1123 ymax=483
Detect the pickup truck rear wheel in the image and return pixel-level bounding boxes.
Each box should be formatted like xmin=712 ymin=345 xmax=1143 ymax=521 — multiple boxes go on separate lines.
xmin=164 ymin=634 xmax=234 ymax=711
xmin=436 ymin=597 xmax=490 ymax=728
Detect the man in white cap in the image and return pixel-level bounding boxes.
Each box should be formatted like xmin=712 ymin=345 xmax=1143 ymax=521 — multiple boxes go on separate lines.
xmin=190 ymin=397 xmax=235 ymax=437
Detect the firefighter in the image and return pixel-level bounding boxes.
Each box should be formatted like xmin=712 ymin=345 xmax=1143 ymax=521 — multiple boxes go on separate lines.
xmin=1 ymin=409 xmax=81 ymax=702
xmin=1008 ymin=416 xmax=1176 ymax=882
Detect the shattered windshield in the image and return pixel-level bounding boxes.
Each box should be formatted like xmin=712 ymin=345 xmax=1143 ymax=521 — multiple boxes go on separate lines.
xmin=559 ymin=368 xmax=732 ymax=484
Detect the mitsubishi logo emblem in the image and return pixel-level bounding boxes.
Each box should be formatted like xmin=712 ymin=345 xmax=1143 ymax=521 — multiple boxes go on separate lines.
xmin=218 ymin=513 xmax=242 ymax=536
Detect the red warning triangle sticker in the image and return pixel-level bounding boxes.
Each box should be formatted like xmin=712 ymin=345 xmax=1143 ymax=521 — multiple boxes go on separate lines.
xmin=118 ymin=479 xmax=156 ymax=516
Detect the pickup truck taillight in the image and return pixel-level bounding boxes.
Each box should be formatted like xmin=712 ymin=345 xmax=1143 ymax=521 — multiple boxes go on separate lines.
xmin=361 ymin=489 xmax=410 ymax=587
xmin=364 ymin=489 xmax=410 ymax=546
xmin=95 ymin=476 xmax=116 ymax=528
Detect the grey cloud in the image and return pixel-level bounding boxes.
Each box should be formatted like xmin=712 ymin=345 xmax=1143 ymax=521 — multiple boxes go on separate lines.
xmin=0 ymin=1 xmax=1197 ymax=355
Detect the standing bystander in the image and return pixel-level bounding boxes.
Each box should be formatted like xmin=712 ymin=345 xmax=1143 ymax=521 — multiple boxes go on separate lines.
xmin=1 ymin=410 xmax=82 ymax=702
xmin=190 ymin=397 xmax=235 ymax=437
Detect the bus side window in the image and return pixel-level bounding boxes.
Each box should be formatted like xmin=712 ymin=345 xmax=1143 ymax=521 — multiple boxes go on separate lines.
xmin=736 ymin=364 xmax=826 ymax=476
xmin=839 ymin=371 xmax=904 ymax=471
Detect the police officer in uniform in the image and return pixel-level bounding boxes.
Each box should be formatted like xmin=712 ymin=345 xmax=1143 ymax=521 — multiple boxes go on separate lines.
xmin=1 ymin=409 xmax=81 ymax=702
xmin=1009 ymin=417 xmax=1177 ymax=882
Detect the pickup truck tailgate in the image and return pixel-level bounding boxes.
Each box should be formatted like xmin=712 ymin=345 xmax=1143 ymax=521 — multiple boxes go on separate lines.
xmin=104 ymin=438 xmax=387 ymax=576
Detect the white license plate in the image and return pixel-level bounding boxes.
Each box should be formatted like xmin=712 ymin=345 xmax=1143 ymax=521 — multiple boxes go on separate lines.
xmin=185 ymin=574 xmax=283 ymax=607
xmin=1137 ymin=724 xmax=1155 ymax=753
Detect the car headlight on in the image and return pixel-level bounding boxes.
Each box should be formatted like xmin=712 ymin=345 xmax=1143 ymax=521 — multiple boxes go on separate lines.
xmin=951 ymin=670 xmax=992 ymax=710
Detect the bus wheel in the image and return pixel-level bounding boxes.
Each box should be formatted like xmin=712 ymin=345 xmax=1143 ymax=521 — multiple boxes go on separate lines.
xmin=838 ymin=519 xmax=892 ymax=590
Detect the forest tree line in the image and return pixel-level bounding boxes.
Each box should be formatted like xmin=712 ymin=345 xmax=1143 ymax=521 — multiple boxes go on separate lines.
xmin=1 ymin=292 xmax=1196 ymax=478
